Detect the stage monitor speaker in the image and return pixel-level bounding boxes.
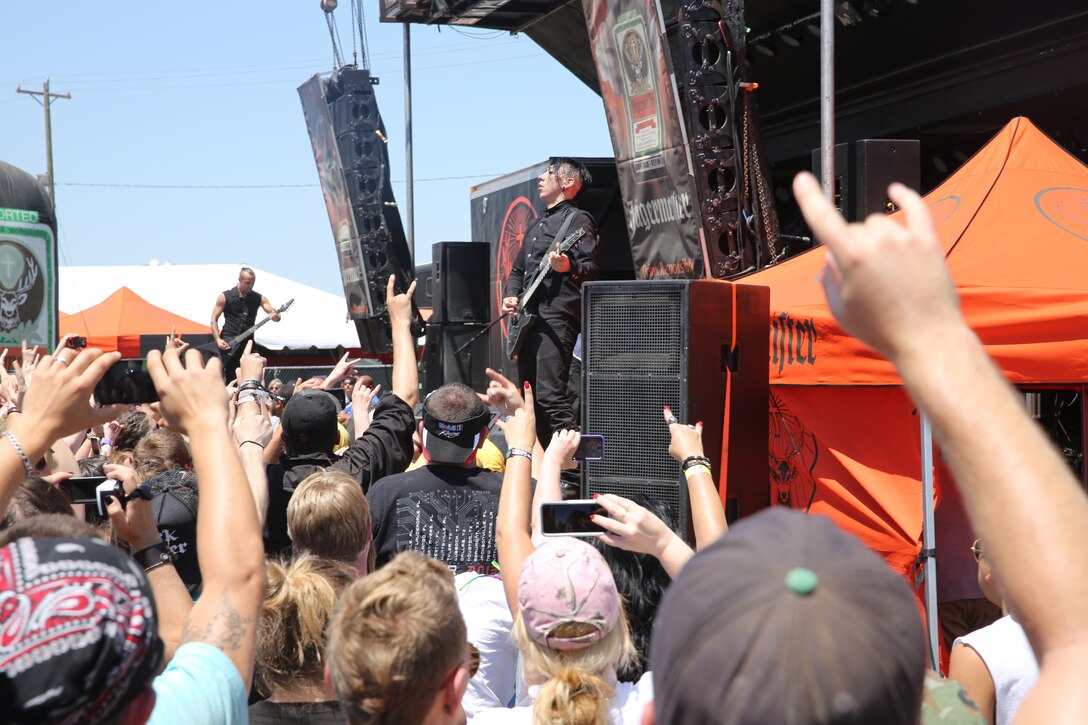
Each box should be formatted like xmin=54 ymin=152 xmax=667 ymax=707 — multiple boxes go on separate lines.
xmin=582 ymin=279 xmax=769 ymax=540
xmin=139 ymin=334 xmax=214 ymax=357
xmin=423 ymin=322 xmax=490 ymax=395
xmin=432 ymin=242 xmax=490 ymax=323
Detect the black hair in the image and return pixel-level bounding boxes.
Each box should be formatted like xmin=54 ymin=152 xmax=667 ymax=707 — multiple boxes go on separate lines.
xmin=114 ymin=410 xmax=151 ymax=451
xmin=590 ymin=494 xmax=674 ymax=681
xmin=1 ymin=476 xmax=78 ymax=531
xmin=549 ymin=157 xmax=592 ymax=193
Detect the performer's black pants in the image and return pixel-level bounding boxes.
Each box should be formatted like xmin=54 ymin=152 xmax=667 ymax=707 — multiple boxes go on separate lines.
xmin=219 ymin=338 xmax=244 ymax=383
xmin=516 ymin=314 xmax=580 ymax=446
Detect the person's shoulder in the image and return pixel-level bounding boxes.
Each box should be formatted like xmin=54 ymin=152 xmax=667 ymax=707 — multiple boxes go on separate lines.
xmin=366 ymin=468 xmax=421 ymax=495
xmin=150 ymin=642 xmax=246 ymax=724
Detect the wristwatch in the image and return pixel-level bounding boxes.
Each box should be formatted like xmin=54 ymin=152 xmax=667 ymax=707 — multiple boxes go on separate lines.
xmin=132 ymin=542 xmax=176 ymax=572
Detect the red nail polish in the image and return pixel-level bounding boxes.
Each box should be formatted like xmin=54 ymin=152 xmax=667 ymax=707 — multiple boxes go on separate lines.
xmin=592 ymin=493 xmax=599 ymax=499
xmin=523 ymin=381 xmax=531 ymax=389
xmin=697 ymin=421 xmax=703 ymax=427
xmin=663 ymin=405 xmax=671 ymax=411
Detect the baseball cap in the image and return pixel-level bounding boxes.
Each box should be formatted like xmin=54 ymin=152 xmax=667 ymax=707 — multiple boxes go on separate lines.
xmin=281 ymin=389 xmax=341 ymax=453
xmin=146 ymin=467 xmax=201 ymax=594
xmin=421 ymin=393 xmax=491 ymax=465
xmin=649 ymin=507 xmax=926 ymax=725
xmin=0 ymin=536 xmax=163 ymax=724
xmin=518 ymin=537 xmax=621 ymax=651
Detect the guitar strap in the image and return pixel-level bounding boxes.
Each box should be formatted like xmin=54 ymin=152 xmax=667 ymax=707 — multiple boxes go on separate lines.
xmin=526 ymin=209 xmax=577 ymax=285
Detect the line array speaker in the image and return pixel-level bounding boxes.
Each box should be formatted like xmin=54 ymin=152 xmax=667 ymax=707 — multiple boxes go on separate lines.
xmin=582 ymin=279 xmax=769 ymax=540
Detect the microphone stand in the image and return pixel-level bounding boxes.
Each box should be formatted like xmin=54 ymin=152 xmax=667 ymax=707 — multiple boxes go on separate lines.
xmin=454 ymin=312 xmax=509 ymax=356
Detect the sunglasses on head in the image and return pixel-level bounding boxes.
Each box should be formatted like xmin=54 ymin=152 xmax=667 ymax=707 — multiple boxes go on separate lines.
xmin=970 ymin=539 xmax=983 ymax=562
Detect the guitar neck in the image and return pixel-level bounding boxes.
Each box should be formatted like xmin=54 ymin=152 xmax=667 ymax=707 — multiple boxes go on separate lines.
xmin=518 ymin=229 xmax=586 ymax=310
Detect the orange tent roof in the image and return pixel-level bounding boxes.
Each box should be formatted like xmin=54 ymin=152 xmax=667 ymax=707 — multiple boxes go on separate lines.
xmin=749 ymin=117 xmax=1088 ymax=386
xmin=60 ymin=287 xmax=207 ymax=357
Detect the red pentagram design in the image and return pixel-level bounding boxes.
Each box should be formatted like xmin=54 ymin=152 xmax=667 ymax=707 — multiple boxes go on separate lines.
xmin=495 ymin=197 xmax=539 ymax=337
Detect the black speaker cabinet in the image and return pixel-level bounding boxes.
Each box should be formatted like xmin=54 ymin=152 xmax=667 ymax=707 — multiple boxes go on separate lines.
xmin=423 ymin=322 xmax=490 ymax=395
xmin=139 ymin=334 xmax=215 ymax=357
xmin=432 ymin=242 xmax=490 ymax=323
xmin=812 ymin=140 xmax=920 ymax=221
xmin=582 ymin=279 xmax=769 ymax=539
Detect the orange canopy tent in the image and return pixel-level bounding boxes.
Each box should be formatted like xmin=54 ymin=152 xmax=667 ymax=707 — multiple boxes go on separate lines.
xmin=745 ymin=117 xmax=1088 ymax=581
xmin=59 ymin=287 xmax=207 ymax=357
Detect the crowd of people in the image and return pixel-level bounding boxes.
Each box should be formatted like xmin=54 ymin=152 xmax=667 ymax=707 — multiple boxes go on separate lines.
xmin=1 ymin=170 xmax=1086 ymax=725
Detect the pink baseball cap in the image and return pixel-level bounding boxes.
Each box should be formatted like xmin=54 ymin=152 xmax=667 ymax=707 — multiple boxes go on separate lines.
xmin=518 ymin=538 xmax=621 ymax=651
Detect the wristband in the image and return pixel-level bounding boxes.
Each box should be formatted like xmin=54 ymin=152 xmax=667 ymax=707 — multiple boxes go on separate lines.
xmin=2 ymin=430 xmax=34 ymax=477
xmin=505 ymin=447 xmax=533 ymax=462
xmin=240 ymin=439 xmax=266 ymax=450
xmin=683 ymin=464 xmax=712 ymax=480
xmin=132 ymin=542 xmax=175 ymax=572
xmin=100 ymin=438 xmax=116 ymax=447
xmin=681 ymin=455 xmax=712 ymax=471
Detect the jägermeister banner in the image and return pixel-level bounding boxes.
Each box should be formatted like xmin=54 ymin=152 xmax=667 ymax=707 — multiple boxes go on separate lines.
xmin=583 ymin=0 xmax=703 ymax=279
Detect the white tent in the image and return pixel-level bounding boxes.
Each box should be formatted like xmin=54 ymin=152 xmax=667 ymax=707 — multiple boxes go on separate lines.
xmin=60 ymin=264 xmax=361 ymax=350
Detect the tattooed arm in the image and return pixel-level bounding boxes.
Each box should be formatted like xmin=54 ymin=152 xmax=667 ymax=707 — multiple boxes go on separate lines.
xmin=148 ymin=347 xmax=266 ymax=692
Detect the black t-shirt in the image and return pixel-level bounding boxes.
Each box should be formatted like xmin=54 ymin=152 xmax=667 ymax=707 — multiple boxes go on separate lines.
xmin=220 ymin=286 xmax=262 ymax=339
xmin=367 ymin=464 xmax=504 ymax=575
xmin=249 ymin=700 xmax=346 ymax=724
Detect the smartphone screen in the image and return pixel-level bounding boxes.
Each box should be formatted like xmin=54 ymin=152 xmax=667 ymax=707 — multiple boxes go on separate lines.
xmin=540 ymin=500 xmax=607 ymax=537
xmin=573 ymin=435 xmax=605 ymax=461
xmin=94 ymin=359 xmax=159 ymax=405
xmin=59 ymin=476 xmax=109 ymax=504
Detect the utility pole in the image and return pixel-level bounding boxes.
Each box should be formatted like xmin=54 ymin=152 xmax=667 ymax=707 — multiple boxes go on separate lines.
xmin=17 ymin=78 xmax=71 ymax=203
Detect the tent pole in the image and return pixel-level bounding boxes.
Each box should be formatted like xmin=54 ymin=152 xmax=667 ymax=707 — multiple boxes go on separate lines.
xmin=920 ymin=412 xmax=939 ymax=671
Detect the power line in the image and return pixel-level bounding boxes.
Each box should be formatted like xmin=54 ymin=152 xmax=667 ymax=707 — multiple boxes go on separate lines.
xmin=57 ymin=173 xmax=502 ymax=189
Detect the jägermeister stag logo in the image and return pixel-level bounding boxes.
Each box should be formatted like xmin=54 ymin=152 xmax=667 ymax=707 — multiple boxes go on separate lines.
xmin=0 ymin=242 xmax=44 ymax=334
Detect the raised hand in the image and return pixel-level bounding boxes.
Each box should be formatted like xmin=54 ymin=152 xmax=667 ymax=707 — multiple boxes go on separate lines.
xmin=793 ymin=172 xmax=961 ymax=361
xmin=484 ymin=367 xmax=524 ymax=415
xmin=386 ymin=275 xmax=417 ymax=330
xmin=544 ymin=429 xmax=580 ymax=470
xmin=495 ymin=382 xmax=536 ymax=453
xmin=145 ymin=348 xmax=229 ymax=436
xmin=664 ymin=406 xmax=705 ymax=462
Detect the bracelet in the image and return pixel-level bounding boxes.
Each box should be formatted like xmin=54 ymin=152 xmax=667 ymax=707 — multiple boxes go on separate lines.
xmin=240 ymin=440 xmax=266 ymax=450
xmin=683 ymin=464 xmax=712 ymax=480
xmin=100 ymin=438 xmax=115 ymax=447
xmin=681 ymin=455 xmax=712 ymax=471
xmin=237 ymin=393 xmax=260 ymax=405
xmin=132 ymin=542 xmax=175 ymax=572
xmin=505 ymin=447 xmax=533 ymax=462
xmin=2 ymin=430 xmax=34 ymax=477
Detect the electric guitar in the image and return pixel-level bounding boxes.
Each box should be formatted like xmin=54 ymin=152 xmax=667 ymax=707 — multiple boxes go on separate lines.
xmin=505 ymin=229 xmax=586 ymax=360
xmin=200 ymin=298 xmax=294 ymax=356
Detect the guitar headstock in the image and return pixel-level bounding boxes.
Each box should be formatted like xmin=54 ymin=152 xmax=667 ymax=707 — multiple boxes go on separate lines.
xmin=278 ymin=299 xmax=295 ymax=314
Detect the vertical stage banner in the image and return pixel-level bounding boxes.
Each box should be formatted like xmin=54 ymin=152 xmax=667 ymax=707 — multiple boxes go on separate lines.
xmin=583 ymin=0 xmax=703 ymax=279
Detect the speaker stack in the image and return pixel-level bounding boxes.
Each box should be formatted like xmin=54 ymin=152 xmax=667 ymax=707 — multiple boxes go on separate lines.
xmin=324 ymin=68 xmax=421 ymax=352
xmin=423 ymin=242 xmax=491 ymax=394
xmin=581 ymin=279 xmax=769 ymax=540
xmin=811 ymin=139 xmax=920 ymax=222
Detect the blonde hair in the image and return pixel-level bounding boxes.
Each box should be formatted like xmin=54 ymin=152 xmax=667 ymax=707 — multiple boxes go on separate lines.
xmin=254 ymin=554 xmax=355 ymax=698
xmin=288 ymin=470 xmax=371 ymax=564
xmin=326 ymin=552 xmax=467 ymax=725
xmin=512 ymin=607 xmax=636 ymax=725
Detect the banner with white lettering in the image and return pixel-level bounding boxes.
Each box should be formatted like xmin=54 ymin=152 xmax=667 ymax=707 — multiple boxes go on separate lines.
xmin=582 ymin=0 xmax=703 ymax=279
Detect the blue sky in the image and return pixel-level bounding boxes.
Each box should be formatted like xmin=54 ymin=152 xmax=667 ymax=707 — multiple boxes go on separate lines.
xmin=1 ymin=4 xmax=615 ymax=295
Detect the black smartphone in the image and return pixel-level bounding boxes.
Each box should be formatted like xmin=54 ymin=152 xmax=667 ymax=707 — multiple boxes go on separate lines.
xmin=94 ymin=359 xmax=159 ymax=405
xmin=66 ymin=336 xmax=87 ymax=349
xmin=540 ymin=500 xmax=608 ymax=537
xmin=59 ymin=476 xmax=109 ymax=504
xmin=327 ymin=387 xmax=347 ymax=406
xmin=573 ymin=435 xmax=605 ymax=461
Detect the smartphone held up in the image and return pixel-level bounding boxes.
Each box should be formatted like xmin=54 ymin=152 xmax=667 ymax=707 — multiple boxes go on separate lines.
xmin=94 ymin=359 xmax=159 ymax=405
xmin=540 ymin=500 xmax=608 ymax=537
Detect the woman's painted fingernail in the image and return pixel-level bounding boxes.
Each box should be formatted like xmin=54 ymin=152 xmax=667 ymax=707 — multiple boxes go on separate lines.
xmin=592 ymin=493 xmax=599 ymax=499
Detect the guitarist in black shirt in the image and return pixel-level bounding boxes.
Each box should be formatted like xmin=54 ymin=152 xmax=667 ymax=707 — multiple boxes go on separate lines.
xmin=209 ymin=266 xmax=281 ymax=381
xmin=501 ymin=158 xmax=599 ymax=449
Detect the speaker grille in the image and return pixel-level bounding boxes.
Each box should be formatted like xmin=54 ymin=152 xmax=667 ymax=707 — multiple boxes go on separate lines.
xmin=584 ymin=284 xmax=688 ymax=536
